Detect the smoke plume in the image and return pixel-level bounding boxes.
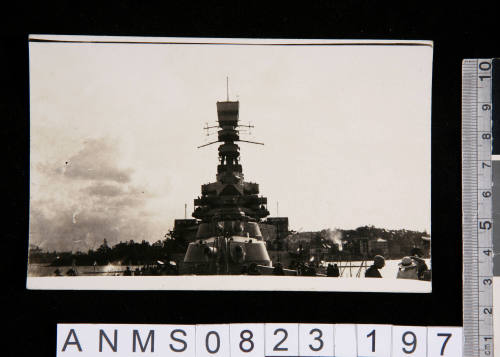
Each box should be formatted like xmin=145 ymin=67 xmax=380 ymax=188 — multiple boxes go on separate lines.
xmin=323 ymin=228 xmax=343 ymax=251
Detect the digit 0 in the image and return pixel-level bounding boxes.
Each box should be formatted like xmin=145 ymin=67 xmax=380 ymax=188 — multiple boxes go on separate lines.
xmin=479 ymin=62 xmax=491 ymax=71
xmin=205 ymin=331 xmax=220 ymax=354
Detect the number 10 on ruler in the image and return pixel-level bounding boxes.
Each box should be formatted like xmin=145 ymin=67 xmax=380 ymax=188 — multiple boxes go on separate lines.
xmin=57 ymin=323 xmax=463 ymax=357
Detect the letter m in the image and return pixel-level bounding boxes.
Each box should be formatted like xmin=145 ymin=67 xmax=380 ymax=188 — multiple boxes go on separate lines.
xmin=133 ymin=330 xmax=155 ymax=353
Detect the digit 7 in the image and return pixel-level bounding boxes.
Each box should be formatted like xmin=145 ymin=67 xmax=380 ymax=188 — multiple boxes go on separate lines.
xmin=437 ymin=333 xmax=451 ymax=356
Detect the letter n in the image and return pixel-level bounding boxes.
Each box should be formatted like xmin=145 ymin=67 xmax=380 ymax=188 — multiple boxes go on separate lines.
xmin=99 ymin=329 xmax=118 ymax=352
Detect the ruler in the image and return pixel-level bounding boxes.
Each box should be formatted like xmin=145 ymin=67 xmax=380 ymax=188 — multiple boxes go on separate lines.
xmin=462 ymin=58 xmax=494 ymax=356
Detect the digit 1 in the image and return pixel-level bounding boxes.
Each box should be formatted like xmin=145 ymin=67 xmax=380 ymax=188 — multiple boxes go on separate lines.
xmin=367 ymin=329 xmax=375 ymax=352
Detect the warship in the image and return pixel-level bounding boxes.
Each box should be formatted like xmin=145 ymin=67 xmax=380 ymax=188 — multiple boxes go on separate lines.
xmin=178 ymin=95 xmax=277 ymax=275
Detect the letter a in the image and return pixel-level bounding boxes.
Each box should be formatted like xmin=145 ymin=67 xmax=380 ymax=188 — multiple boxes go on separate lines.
xmin=62 ymin=328 xmax=83 ymax=352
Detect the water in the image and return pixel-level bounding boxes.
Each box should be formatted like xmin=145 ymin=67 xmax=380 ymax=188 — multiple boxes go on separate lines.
xmin=28 ymin=264 xmax=142 ymax=277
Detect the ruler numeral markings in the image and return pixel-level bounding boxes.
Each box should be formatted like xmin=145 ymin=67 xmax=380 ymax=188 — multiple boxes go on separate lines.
xmin=479 ymin=61 xmax=492 ymax=81
xmin=482 ymin=278 xmax=492 ymax=286
xmin=481 ymin=190 xmax=492 ymax=198
xmin=480 ymin=131 xmax=492 ymax=140
xmin=478 ymin=220 xmax=492 ymax=230
xmin=480 ymin=304 xmax=493 ymax=314
xmin=463 ymin=58 xmax=494 ymax=356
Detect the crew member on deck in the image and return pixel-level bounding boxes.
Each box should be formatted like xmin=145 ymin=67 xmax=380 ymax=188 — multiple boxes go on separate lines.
xmin=273 ymin=263 xmax=285 ymax=275
xmin=327 ymin=263 xmax=340 ymax=277
xmin=365 ymin=255 xmax=385 ymax=278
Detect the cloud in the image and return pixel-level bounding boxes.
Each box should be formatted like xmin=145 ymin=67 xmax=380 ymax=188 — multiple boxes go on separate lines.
xmin=82 ymin=183 xmax=124 ymax=197
xmin=30 ymin=206 xmax=158 ymax=252
xmin=62 ymin=138 xmax=133 ymax=183
xmin=30 ymin=138 xmax=165 ymax=251
xmin=81 ymin=182 xmax=151 ymax=209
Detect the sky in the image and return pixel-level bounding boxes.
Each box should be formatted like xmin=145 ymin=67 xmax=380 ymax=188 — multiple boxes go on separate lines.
xmin=29 ymin=38 xmax=432 ymax=251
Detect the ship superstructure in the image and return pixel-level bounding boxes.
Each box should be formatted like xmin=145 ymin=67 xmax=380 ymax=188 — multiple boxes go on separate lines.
xmin=183 ymin=99 xmax=272 ymax=274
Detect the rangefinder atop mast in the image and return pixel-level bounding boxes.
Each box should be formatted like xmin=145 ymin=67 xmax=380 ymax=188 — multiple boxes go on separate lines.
xmin=193 ymin=78 xmax=268 ymax=223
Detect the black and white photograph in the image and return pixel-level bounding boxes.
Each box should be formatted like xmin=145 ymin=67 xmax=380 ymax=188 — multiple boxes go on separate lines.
xmin=27 ymin=36 xmax=433 ymax=292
